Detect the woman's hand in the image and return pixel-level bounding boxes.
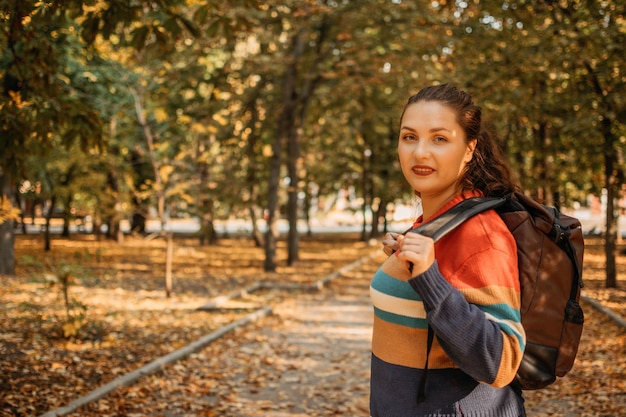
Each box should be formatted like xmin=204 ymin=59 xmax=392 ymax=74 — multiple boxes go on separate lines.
xmin=396 ymin=232 xmax=435 ymax=277
xmin=382 ymin=232 xmax=400 ymax=256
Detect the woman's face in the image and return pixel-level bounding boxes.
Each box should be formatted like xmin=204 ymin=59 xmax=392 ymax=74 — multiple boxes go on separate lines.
xmin=398 ymin=100 xmax=476 ymax=202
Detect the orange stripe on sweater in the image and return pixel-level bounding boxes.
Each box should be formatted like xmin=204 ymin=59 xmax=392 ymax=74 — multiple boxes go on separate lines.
xmin=372 ymin=315 xmax=456 ymax=369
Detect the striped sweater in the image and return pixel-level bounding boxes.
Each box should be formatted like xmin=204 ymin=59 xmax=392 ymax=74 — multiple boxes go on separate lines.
xmin=370 ymin=193 xmax=527 ymax=417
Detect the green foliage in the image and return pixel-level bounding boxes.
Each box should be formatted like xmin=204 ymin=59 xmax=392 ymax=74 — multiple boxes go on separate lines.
xmin=1 ymin=0 xmax=624 ymax=248
xmin=1 ymin=1 xmax=106 ymax=173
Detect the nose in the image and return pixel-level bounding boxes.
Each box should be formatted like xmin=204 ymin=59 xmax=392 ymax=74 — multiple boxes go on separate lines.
xmin=412 ymin=139 xmax=429 ymax=158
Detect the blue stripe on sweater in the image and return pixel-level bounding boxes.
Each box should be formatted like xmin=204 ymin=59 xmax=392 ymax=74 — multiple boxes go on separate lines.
xmin=480 ymin=303 xmax=521 ymax=322
xmin=373 ymin=306 xmax=429 ymax=329
xmin=479 ymin=303 xmax=526 ymax=348
xmin=370 ymin=269 xmax=422 ymax=301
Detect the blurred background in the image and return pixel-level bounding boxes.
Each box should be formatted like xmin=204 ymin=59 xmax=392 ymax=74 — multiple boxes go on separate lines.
xmin=1 ymin=0 xmax=625 ymax=280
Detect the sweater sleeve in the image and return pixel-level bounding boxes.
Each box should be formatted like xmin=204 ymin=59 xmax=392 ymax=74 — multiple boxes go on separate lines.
xmin=409 ymin=254 xmax=525 ymax=387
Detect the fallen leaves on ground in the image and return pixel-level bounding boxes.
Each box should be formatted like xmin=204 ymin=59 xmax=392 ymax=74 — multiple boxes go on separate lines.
xmin=0 ymin=235 xmax=625 ymax=417
xmin=1 ymin=233 xmax=375 ymax=416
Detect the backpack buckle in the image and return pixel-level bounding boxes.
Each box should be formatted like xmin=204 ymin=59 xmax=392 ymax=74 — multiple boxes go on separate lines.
xmin=552 ymin=223 xmax=563 ymax=243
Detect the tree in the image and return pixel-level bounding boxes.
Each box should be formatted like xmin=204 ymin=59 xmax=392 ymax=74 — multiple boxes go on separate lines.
xmin=1 ymin=0 xmax=105 ymax=273
xmin=0 ymin=0 xmax=208 ymax=273
xmin=259 ymin=3 xmax=341 ymax=270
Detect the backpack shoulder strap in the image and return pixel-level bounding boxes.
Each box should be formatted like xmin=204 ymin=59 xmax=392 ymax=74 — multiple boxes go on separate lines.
xmin=410 ymin=196 xmax=508 ymax=242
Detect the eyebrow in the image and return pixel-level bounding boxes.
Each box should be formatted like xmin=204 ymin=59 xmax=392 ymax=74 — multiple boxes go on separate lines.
xmin=400 ymin=126 xmax=452 ymax=133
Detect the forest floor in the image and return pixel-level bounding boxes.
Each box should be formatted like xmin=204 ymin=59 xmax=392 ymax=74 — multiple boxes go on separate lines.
xmin=1 ymin=233 xmax=625 ymax=417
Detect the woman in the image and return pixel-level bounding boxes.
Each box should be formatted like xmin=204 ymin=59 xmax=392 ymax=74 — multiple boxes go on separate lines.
xmin=370 ymin=84 xmax=526 ymax=417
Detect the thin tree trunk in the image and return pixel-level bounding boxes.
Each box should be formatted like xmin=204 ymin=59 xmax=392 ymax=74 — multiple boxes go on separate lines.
xmin=248 ymin=206 xmax=263 ymax=247
xmin=14 ymin=188 xmax=26 ymax=234
xmin=284 ymin=30 xmax=308 ymax=266
xmin=131 ymin=87 xmax=165 ymax=228
xmin=165 ymin=232 xmax=173 ymax=297
xmin=264 ymin=133 xmax=281 ymax=271
xmin=199 ymin=199 xmax=216 ymax=246
xmin=243 ymin=94 xmax=264 ymax=247
xmin=286 ymin=129 xmax=300 ymax=265
xmin=62 ymin=194 xmax=72 ymax=238
xmin=603 ymin=125 xmax=618 ymax=289
xmin=377 ymin=197 xmax=389 ymax=236
xmin=361 ymin=148 xmax=370 ymax=242
xmin=303 ymin=180 xmax=313 ymax=238
xmin=44 ymin=196 xmax=56 ymax=252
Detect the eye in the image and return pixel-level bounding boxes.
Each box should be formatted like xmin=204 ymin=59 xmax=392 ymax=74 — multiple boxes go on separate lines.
xmin=401 ymin=132 xmax=417 ymax=141
xmin=433 ymin=135 xmax=448 ymax=143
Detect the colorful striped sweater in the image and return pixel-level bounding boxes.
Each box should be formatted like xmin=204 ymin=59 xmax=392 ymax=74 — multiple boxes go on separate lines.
xmin=370 ymin=193 xmax=527 ymax=417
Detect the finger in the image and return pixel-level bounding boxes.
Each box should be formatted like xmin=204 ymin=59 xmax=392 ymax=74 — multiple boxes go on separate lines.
xmin=398 ymin=240 xmax=424 ymax=254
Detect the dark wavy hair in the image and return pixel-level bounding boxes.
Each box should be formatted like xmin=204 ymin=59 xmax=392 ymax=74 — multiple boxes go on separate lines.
xmin=401 ymin=83 xmax=520 ymax=198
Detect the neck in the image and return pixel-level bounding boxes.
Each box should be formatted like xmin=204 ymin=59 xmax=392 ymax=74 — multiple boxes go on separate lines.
xmin=421 ymin=190 xmax=459 ymax=220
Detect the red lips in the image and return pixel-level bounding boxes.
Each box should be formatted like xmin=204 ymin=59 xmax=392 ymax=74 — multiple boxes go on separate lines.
xmin=411 ymin=165 xmax=435 ymax=175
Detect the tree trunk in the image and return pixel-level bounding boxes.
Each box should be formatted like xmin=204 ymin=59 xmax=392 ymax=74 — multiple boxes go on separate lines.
xmin=165 ymin=232 xmax=173 ymax=297
xmin=603 ymin=120 xmax=618 ymax=289
xmin=284 ymin=32 xmax=308 ymax=266
xmin=303 ymin=181 xmax=313 ymax=238
xmin=605 ymin=181 xmax=617 ymax=288
xmin=14 ymin=189 xmax=26 ymax=234
xmin=0 ymin=3 xmax=25 ymax=275
xmin=286 ymin=129 xmax=300 ymax=265
xmin=0 ymin=173 xmax=16 ymax=276
xmin=375 ymin=196 xmax=389 ymax=237
xmin=62 ymin=216 xmax=70 ymax=237
xmin=248 ymin=205 xmax=263 ymax=247
xmin=199 ymin=200 xmax=217 ymax=246
xmin=199 ymin=217 xmax=216 ymax=246
xmin=265 ymin=29 xmax=306 ymax=271
xmin=44 ymin=196 xmax=56 ymax=252
xmin=62 ymin=194 xmax=72 ymax=238
xmin=361 ymin=148 xmax=373 ymax=241
xmin=264 ymin=134 xmax=281 ymax=271
xmin=533 ymin=119 xmax=553 ymax=205
xmin=243 ymin=95 xmax=264 ymax=248
xmin=265 ymin=17 xmax=327 ymax=269
xmin=584 ymin=61 xmax=619 ymax=288
xmin=132 ymin=87 xmax=165 ymax=231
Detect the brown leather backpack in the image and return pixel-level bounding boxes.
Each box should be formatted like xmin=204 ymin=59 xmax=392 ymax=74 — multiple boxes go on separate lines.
xmin=413 ymin=192 xmax=585 ymax=390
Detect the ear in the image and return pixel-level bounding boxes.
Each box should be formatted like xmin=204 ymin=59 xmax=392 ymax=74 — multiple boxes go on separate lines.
xmin=464 ymin=139 xmax=477 ymax=163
